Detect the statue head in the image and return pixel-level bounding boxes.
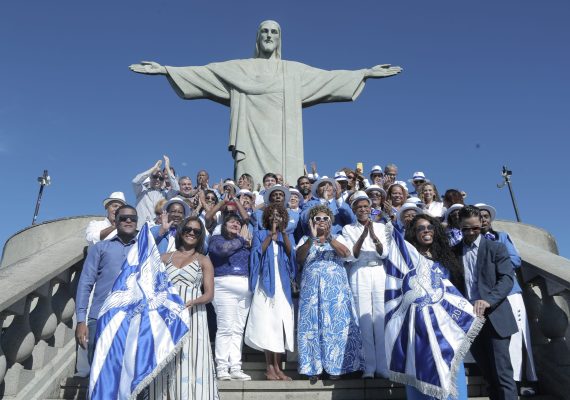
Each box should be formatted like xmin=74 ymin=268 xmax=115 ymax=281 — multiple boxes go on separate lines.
xmin=254 ymin=20 xmax=282 ymax=59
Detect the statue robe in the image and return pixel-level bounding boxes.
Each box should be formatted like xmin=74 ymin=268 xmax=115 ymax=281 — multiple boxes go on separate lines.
xmin=165 ymin=59 xmax=366 ymax=185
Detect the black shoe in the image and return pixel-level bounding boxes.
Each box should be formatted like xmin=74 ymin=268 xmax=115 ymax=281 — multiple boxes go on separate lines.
xmin=328 ymin=374 xmax=341 ymax=380
xmin=309 ymin=375 xmax=319 ymax=384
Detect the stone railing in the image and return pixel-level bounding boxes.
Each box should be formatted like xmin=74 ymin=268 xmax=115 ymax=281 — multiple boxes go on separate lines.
xmin=0 ymin=216 xmax=99 ymax=399
xmin=494 ymin=220 xmax=570 ymax=400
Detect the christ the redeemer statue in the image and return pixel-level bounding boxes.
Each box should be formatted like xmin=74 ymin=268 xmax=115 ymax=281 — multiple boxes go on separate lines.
xmin=130 ymin=20 xmax=402 ymax=185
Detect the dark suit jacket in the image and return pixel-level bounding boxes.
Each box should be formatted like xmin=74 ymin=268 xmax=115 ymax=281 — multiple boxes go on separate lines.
xmin=453 ymin=236 xmax=518 ymax=338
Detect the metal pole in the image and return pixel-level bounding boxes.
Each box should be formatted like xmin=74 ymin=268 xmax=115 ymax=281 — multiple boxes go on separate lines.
xmin=497 ymin=166 xmax=521 ymax=222
xmin=32 ymin=170 xmax=50 ymax=225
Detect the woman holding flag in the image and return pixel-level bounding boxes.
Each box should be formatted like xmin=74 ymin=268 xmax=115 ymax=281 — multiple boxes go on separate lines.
xmin=401 ymin=214 xmax=469 ymax=400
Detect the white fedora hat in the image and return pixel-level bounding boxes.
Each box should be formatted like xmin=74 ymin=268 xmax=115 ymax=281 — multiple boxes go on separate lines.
xmin=264 ymin=184 xmax=291 ymax=205
xmin=365 ymin=184 xmax=387 ymax=198
xmin=474 ymin=203 xmax=497 ymax=221
xmin=397 ymin=203 xmax=424 ymax=225
xmin=103 ymin=191 xmax=126 ymax=208
xmin=311 ymin=177 xmax=337 ymax=199
xmin=444 ymin=203 xmax=464 ymax=222
xmin=163 ymin=198 xmax=192 ymax=218
xmin=350 ymin=190 xmax=371 ymax=207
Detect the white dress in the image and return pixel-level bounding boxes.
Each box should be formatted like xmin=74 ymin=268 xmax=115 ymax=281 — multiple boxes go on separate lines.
xmin=149 ymin=257 xmax=219 ymax=400
xmin=244 ymin=242 xmax=295 ymax=353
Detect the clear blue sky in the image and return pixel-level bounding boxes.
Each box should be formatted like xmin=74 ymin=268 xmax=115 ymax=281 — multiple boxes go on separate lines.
xmin=1 ymin=1 xmax=569 ymax=258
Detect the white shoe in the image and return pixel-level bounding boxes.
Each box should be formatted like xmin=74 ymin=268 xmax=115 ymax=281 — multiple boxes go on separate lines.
xmin=230 ymin=370 xmax=251 ymax=381
xmin=217 ymin=370 xmax=231 ymax=381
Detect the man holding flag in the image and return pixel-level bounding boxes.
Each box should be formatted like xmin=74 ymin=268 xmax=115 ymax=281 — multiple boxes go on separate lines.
xmin=76 ymin=204 xmax=139 ymax=363
xmin=77 ymin=204 xmax=193 ymax=399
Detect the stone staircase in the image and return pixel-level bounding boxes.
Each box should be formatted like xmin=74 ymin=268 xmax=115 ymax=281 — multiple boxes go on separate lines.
xmin=51 ymin=345 xmax=495 ymax=400
xmin=2 ymin=217 xmax=568 ymax=399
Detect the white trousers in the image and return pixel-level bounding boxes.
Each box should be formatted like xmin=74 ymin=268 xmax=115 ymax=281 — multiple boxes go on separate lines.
xmin=348 ymin=263 xmax=388 ymax=377
xmin=508 ymin=292 xmax=538 ymax=381
xmin=212 ymin=275 xmax=252 ymax=373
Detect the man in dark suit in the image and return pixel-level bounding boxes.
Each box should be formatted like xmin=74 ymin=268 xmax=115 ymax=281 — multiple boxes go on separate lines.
xmin=454 ymin=205 xmax=518 ymax=400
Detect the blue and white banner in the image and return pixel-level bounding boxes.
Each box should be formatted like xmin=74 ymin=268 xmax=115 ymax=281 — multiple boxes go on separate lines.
xmin=384 ymin=224 xmax=483 ymax=400
xmin=89 ymin=224 xmax=191 ymax=400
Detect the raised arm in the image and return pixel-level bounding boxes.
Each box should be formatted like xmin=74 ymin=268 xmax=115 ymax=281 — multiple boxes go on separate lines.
xmin=129 ymin=61 xmax=167 ymax=75
xmin=364 ymin=64 xmax=403 ymax=79
xmin=132 ymin=159 xmax=162 ymax=198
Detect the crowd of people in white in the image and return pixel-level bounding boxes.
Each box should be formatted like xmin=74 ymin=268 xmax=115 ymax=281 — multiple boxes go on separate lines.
xmin=76 ymin=155 xmax=538 ymax=400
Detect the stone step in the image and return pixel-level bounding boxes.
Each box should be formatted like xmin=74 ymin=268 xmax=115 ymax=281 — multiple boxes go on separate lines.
xmin=57 ymin=374 xmax=489 ymax=400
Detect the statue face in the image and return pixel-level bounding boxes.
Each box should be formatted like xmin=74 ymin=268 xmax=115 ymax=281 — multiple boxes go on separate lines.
xmin=258 ymin=21 xmax=280 ymax=55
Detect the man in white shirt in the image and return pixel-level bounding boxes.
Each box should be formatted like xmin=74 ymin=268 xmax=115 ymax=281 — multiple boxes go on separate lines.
xmin=132 ymin=156 xmax=179 ymax=228
xmin=339 ymin=191 xmax=389 ymax=379
xmin=85 ymin=192 xmax=126 ymax=247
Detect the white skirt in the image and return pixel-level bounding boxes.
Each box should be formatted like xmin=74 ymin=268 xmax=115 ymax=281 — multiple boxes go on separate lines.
xmin=245 ymin=244 xmax=294 ymax=353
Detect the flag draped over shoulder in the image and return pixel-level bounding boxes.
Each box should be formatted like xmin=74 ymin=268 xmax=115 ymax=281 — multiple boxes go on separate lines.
xmin=89 ymin=224 xmax=191 ymax=400
xmin=383 ymin=224 xmax=483 ymax=400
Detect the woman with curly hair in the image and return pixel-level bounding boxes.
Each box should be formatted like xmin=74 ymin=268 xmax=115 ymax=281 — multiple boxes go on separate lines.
xmin=245 ymin=203 xmax=296 ymax=381
xmin=296 ymin=204 xmax=363 ymax=382
xmin=404 ymin=214 xmax=468 ymax=400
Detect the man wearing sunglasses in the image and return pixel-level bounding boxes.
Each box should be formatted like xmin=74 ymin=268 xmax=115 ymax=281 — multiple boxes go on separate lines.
xmin=132 ymin=156 xmax=180 ymax=229
xmin=76 ymin=205 xmax=139 ymax=367
xmin=453 ymin=205 xmax=517 ymax=400
xmin=339 ymin=191 xmax=389 ymax=379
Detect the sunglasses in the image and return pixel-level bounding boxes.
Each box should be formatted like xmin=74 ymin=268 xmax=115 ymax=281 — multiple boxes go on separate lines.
xmin=461 ymin=226 xmax=481 ymax=233
xmin=117 ymin=214 xmax=138 ymax=223
xmin=417 ymin=224 xmax=434 ymax=232
xmin=313 ymin=216 xmax=331 ymax=223
xmin=182 ymin=227 xmax=203 ymax=236
xmin=151 ymin=174 xmax=165 ymax=181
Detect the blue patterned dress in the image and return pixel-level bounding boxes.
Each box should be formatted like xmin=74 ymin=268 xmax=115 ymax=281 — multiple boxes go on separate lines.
xmin=297 ymin=236 xmax=364 ymax=376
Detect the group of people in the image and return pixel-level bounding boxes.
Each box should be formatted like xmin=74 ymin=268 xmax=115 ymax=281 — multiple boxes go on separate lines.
xmin=76 ymin=156 xmax=537 ymax=400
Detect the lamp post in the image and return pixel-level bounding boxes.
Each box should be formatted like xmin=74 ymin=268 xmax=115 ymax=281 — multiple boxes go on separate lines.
xmin=32 ymin=170 xmax=51 ymax=225
xmin=497 ymin=165 xmax=521 ymax=222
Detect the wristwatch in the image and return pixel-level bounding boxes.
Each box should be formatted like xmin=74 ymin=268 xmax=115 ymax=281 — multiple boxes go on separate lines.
xmin=373 ymin=239 xmax=380 ymax=244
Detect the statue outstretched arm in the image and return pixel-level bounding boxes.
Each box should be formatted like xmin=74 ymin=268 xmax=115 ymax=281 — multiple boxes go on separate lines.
xmin=364 ymin=64 xmax=403 ymax=79
xmin=129 ymin=61 xmax=167 ymax=75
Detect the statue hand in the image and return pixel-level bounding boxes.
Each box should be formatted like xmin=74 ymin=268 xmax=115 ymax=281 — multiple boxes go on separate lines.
xmin=129 ymin=61 xmax=167 ymax=75
xmin=366 ymin=64 xmax=402 ymax=79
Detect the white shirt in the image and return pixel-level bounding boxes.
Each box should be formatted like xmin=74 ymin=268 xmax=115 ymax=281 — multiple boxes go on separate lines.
xmin=85 ymin=218 xmax=116 ymax=247
xmin=339 ymin=221 xmax=388 ymax=265
xmin=424 ymin=201 xmax=445 ymax=218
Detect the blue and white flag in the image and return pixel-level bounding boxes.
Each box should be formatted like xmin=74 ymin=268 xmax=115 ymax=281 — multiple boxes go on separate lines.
xmin=384 ymin=224 xmax=483 ymax=400
xmin=89 ymin=224 xmax=191 ymax=400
